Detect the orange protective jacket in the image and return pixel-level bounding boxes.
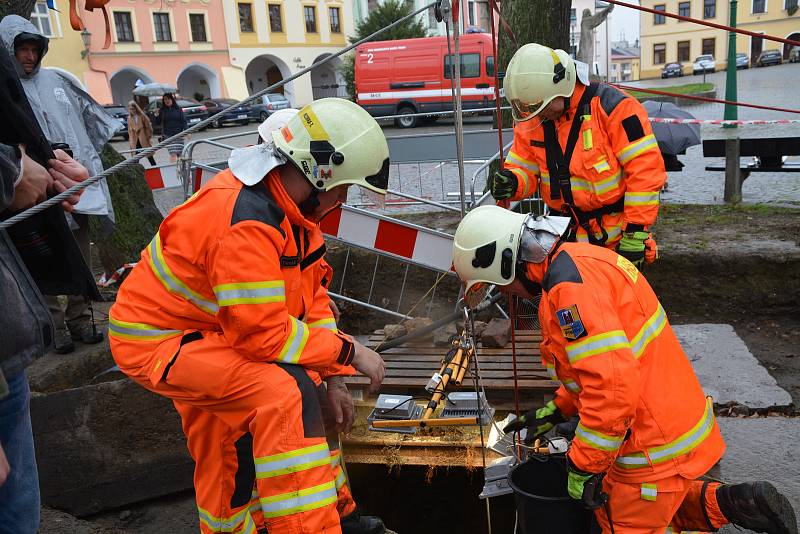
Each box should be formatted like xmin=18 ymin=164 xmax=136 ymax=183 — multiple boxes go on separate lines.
xmin=532 ymin=242 xmax=725 ymax=483
xmin=109 ymin=168 xmax=354 ymax=387
xmin=505 ymin=83 xmax=666 ymax=245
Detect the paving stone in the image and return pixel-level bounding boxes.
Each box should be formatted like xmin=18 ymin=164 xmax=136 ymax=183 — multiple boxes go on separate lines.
xmin=674 ymin=324 xmax=792 ymax=408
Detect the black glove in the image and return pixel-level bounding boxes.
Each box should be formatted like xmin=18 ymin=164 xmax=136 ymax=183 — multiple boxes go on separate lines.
xmin=567 ymin=455 xmax=608 ymax=509
xmin=489 ymin=169 xmax=518 ymax=200
xmin=503 ymin=400 xmax=566 ymax=441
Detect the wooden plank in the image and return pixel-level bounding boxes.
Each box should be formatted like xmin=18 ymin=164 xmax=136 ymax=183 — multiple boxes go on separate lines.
xmin=384 ymin=361 xmax=542 ymax=370
xmin=379 ymin=354 xmax=543 ymax=363
xmin=344 ymin=376 xmax=555 ymax=389
xmin=376 ymin=369 xmax=550 ymax=379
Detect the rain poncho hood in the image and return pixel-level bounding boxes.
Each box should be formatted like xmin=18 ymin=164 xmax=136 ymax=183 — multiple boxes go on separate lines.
xmin=0 ymin=15 xmax=118 ymax=219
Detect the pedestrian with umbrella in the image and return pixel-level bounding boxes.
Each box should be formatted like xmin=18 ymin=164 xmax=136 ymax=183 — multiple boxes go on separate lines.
xmin=643 ymin=100 xmax=702 ymax=190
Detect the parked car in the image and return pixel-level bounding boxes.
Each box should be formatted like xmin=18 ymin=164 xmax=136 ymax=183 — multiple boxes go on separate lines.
xmin=790 ymin=46 xmax=800 ymax=63
xmin=203 ymin=98 xmax=252 ymax=128
xmin=146 ymin=97 xmax=209 ymax=134
xmin=756 ymin=49 xmax=783 ymax=67
xmin=735 ymin=53 xmax=749 ymax=69
xmin=104 ymin=104 xmax=129 ymax=140
xmin=661 ymin=62 xmax=684 ymax=78
xmin=250 ymin=93 xmax=292 ymax=122
xmin=692 ymin=55 xmax=716 ymax=74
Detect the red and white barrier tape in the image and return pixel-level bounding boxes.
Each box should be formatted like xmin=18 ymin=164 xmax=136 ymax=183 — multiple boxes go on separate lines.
xmin=649 ymin=117 xmax=800 ymax=126
xmin=97 ymin=263 xmax=137 ymax=288
xmin=143 ymin=165 xmax=216 ymax=192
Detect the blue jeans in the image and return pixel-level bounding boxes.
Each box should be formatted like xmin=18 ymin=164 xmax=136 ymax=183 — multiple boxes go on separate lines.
xmin=0 ymin=372 xmax=40 ymax=534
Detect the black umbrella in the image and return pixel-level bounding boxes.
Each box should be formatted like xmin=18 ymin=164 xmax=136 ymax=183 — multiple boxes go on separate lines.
xmin=643 ymin=100 xmax=702 ymax=155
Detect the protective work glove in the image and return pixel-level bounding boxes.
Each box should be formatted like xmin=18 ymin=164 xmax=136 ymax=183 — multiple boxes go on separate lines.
xmin=616 ymin=229 xmax=658 ymax=268
xmin=503 ymin=400 xmax=566 ymax=441
xmin=566 ymin=455 xmax=608 ymax=508
xmin=489 ymin=169 xmax=518 ymax=200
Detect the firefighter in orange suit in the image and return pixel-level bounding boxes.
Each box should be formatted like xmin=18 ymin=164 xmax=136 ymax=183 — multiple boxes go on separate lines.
xmin=109 ymin=99 xmax=393 ymax=534
xmin=452 ymin=205 xmax=797 ymax=534
xmin=489 ymin=44 xmax=665 ymax=268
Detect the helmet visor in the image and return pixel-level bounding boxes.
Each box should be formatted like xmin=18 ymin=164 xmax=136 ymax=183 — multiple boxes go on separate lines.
xmin=510 ymin=98 xmax=545 ymax=122
xmin=464 ymin=282 xmax=491 ymax=309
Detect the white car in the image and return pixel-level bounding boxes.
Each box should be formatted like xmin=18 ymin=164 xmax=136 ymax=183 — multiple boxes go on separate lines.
xmin=692 ymin=55 xmax=716 ymax=74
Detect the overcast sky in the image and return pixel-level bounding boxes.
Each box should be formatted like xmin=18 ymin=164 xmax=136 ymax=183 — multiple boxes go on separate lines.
xmin=606 ymin=0 xmax=642 ymax=44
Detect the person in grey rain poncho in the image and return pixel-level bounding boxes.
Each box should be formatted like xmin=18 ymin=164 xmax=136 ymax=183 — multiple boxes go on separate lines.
xmin=0 ymin=15 xmax=119 ymax=353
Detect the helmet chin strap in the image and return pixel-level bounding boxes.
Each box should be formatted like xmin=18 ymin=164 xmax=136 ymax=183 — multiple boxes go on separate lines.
xmin=299 ymin=188 xmax=321 ymax=216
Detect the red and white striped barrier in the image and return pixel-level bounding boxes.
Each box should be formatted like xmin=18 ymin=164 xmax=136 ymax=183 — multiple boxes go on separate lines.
xmin=648 ymin=117 xmax=800 ymax=126
xmin=97 ymin=262 xmax=137 ymax=287
xmin=320 ymin=205 xmax=454 ymax=273
xmin=143 ymin=164 xmax=217 ymax=192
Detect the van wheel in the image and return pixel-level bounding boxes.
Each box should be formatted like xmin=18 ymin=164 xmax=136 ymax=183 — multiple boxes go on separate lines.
xmin=395 ymin=107 xmax=417 ymax=128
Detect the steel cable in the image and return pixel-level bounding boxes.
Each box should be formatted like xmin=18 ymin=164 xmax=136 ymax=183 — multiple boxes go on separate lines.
xmin=0 ymin=1 xmax=439 ymax=230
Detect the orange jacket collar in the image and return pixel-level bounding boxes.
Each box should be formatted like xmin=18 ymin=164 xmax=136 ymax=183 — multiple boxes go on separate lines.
xmin=558 ymin=82 xmax=587 ymax=125
xmin=265 ymin=169 xmax=317 ymax=231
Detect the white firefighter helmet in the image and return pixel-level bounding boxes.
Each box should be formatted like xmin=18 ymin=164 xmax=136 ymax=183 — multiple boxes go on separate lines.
xmin=271 ymin=98 xmax=390 ymax=196
xmin=504 ymin=43 xmax=577 ymax=122
xmin=452 ymin=206 xmax=570 ymax=308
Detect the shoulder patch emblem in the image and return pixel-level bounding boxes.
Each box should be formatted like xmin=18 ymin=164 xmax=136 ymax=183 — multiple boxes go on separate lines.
xmin=616 ymin=255 xmax=639 ymax=283
xmin=556 ymin=305 xmax=587 ymax=340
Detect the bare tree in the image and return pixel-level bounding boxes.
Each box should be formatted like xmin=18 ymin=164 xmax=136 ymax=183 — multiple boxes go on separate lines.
xmin=576 ymin=4 xmax=614 ymax=72
xmin=2 ymin=3 xmax=164 ymax=275
xmin=494 ymin=0 xmax=572 ymax=129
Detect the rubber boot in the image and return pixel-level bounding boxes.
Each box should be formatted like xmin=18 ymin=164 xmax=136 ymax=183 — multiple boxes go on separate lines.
xmin=716 ymin=481 xmax=798 ymax=534
xmin=54 ymin=325 xmax=75 ymax=354
xmin=340 ymin=510 xmax=393 ymax=534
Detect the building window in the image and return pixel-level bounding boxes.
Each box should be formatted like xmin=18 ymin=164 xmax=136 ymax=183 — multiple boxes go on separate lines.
xmin=704 ymin=0 xmax=716 ymax=17
xmin=654 ymin=4 xmax=666 ymax=24
xmin=678 ymin=1 xmax=691 ymax=17
xmin=268 ymin=4 xmax=283 ymax=32
xmin=153 ymin=13 xmax=172 ymax=42
xmin=677 ymin=40 xmax=690 ymax=61
xmin=304 ymin=6 xmax=317 ymax=33
xmin=189 ymin=13 xmax=207 ymax=41
xmin=654 ymin=43 xmax=666 ymax=64
xmin=444 ymin=53 xmax=481 ymax=78
xmin=30 ymin=2 xmax=53 ymax=37
xmin=468 ymin=0 xmax=475 ymax=25
xmin=114 ymin=11 xmax=135 ymax=42
xmin=702 ymin=37 xmax=715 ymax=56
xmin=570 ymin=8 xmax=577 ymax=22
xmin=238 ymin=3 xmax=254 ymax=32
xmin=329 ymin=7 xmax=341 ymax=33
xmin=752 ymin=0 xmax=766 ymax=12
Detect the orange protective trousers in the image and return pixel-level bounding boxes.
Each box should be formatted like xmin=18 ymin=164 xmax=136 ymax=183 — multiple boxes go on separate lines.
xmin=595 ymin=474 xmax=728 ymax=534
xmin=113 ymin=331 xmax=355 ymax=534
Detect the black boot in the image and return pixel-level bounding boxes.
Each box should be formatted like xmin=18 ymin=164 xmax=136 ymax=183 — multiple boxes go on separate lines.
xmin=340 ymin=510 xmax=389 ymax=534
xmin=716 ymin=481 xmax=798 ymax=534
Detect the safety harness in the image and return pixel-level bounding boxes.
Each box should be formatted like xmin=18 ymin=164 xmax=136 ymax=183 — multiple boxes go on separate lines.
xmin=542 ymin=82 xmax=624 ymax=246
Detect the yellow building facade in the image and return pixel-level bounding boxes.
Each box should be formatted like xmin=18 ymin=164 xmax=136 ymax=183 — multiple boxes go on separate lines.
xmin=640 ymin=0 xmax=727 ymax=79
xmin=640 ymin=0 xmax=799 ymax=79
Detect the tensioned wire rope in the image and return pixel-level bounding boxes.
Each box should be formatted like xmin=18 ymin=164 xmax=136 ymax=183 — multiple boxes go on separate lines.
xmin=0 ymin=0 xmax=440 ymax=230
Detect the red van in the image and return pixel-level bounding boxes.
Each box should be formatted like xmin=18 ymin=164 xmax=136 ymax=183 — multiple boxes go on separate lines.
xmin=354 ymin=33 xmax=496 ymax=128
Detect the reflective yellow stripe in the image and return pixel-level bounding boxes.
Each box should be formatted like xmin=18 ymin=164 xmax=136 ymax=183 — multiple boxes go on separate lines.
xmin=618 ymin=134 xmax=658 ymax=164
xmin=259 ymin=480 xmax=337 ymax=518
xmin=641 ymin=483 xmax=657 ymax=501
xmin=630 ymin=305 xmax=668 ymax=358
xmin=108 ymin=317 xmax=182 ymax=342
xmin=575 ymin=422 xmax=625 ymax=452
xmin=624 ymin=191 xmax=660 ymax=207
xmin=276 ymin=316 xmax=310 ymax=364
xmin=562 ymin=379 xmax=581 ymax=393
xmin=575 ymin=221 xmax=623 ymax=244
xmin=539 ymin=171 xmax=592 ymax=192
xmin=255 ymin=443 xmax=331 ymax=479
xmin=197 ymin=506 xmax=257 ymax=533
xmin=330 ymin=449 xmax=342 ymax=469
xmin=565 ymin=330 xmax=630 ymax=364
xmin=592 ymin=170 xmax=622 ymax=195
xmin=307 ymin=317 xmax=338 ymax=332
xmin=213 ymin=280 xmax=285 ymax=306
xmin=334 ymin=469 xmax=347 ymax=491
xmin=299 ymin=107 xmax=330 ymax=140
xmin=545 ymin=362 xmax=558 ymax=380
xmin=506 ymin=151 xmax=540 ymax=174
xmin=616 ymin=399 xmax=716 ymax=469
xmin=593 ymin=159 xmax=611 ymax=173
xmin=582 ymin=128 xmax=593 ymax=150
xmin=148 ymin=233 xmax=219 ymax=315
